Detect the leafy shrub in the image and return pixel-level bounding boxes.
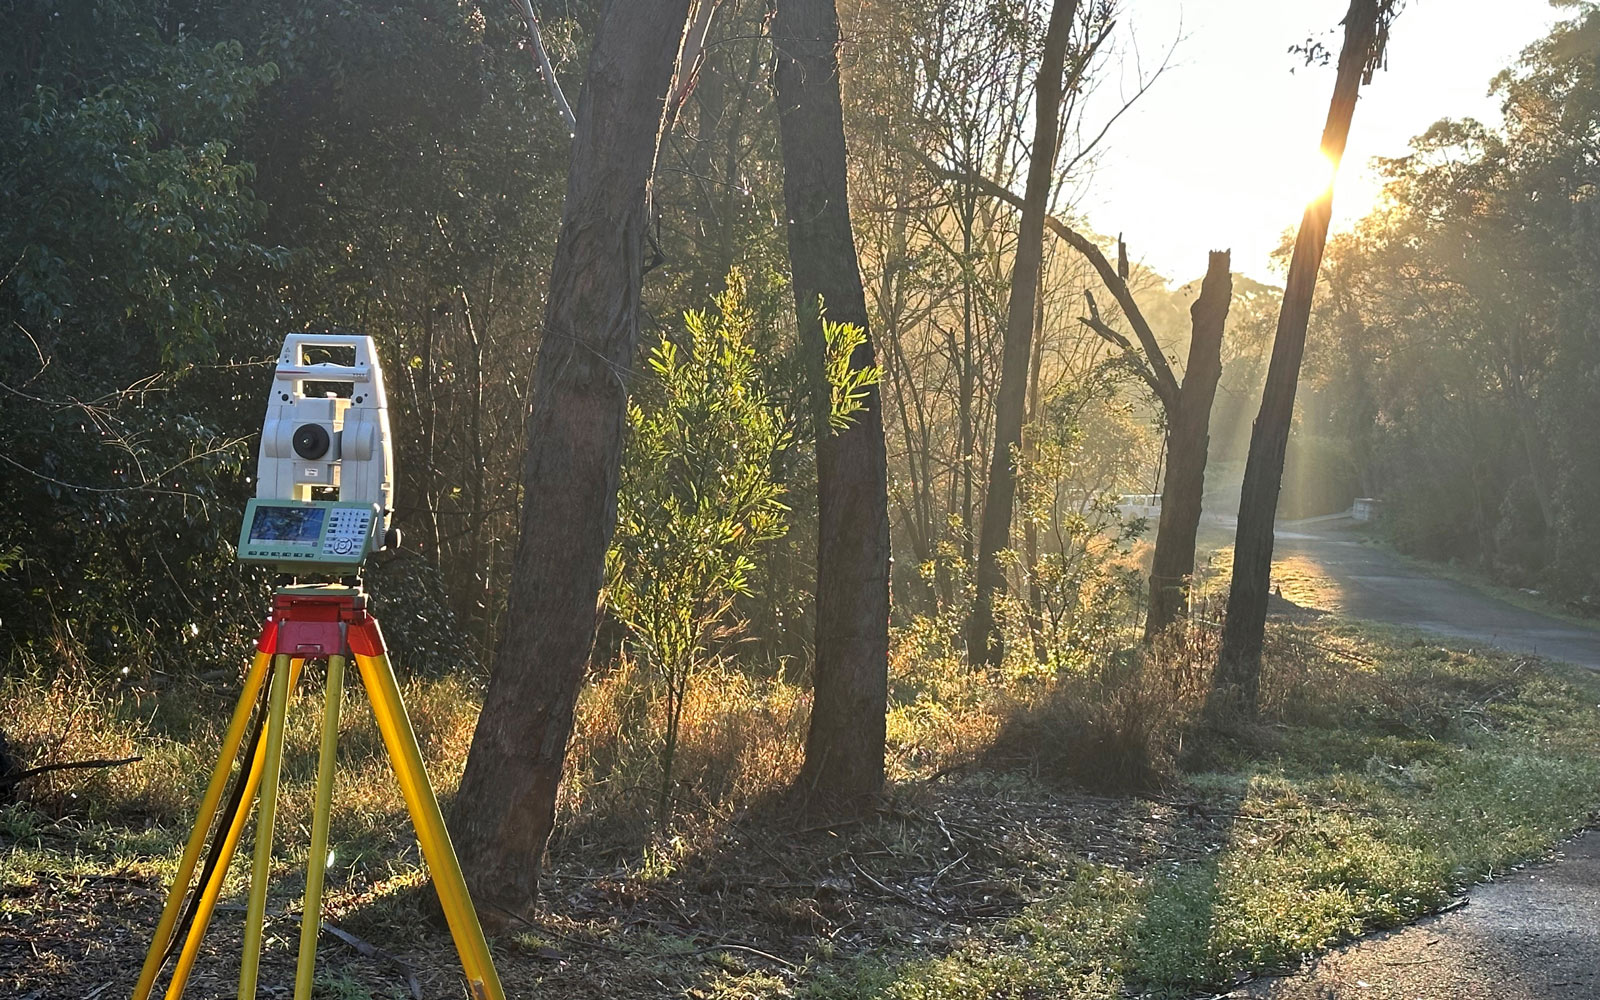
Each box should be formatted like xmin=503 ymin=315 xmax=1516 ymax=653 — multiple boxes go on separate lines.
xmin=606 ymin=272 xmax=794 ymax=823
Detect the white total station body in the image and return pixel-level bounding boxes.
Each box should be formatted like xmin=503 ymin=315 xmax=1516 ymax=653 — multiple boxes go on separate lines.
xmin=256 ymin=333 xmax=394 ymax=531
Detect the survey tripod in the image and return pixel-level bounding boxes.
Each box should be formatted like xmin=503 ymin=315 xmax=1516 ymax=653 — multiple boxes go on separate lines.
xmin=129 ymin=585 xmax=506 ymax=1000
xmin=130 ymin=585 xmax=506 ymax=1000
xmin=131 ymin=332 xmax=504 ymax=1000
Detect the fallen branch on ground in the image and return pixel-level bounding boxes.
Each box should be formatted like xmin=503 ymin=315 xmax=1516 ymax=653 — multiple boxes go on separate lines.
xmin=0 ymin=755 xmax=142 ymax=789
xmin=214 ymin=903 xmax=423 ymax=1000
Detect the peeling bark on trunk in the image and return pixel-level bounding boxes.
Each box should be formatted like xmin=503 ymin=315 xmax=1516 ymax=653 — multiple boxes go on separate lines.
xmin=451 ymin=0 xmax=693 ymax=928
xmin=1144 ymin=251 xmax=1232 ymax=641
xmin=966 ymin=0 xmax=1079 ymax=667
xmin=772 ymin=0 xmax=891 ymax=810
xmin=1213 ymin=0 xmax=1383 ymax=717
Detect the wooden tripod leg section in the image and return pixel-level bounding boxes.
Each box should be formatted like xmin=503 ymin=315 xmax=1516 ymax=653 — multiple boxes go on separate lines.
xmin=351 ymin=633 xmax=505 ymax=1000
xmin=238 ymin=653 xmax=295 ymax=1000
xmin=164 ymin=659 xmax=304 ymax=1000
xmin=294 ymin=654 xmax=346 ymax=1000
xmin=131 ymin=624 xmax=277 ymax=1000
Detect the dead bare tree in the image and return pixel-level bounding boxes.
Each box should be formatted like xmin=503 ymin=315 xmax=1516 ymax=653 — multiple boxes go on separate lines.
xmin=924 ymin=160 xmax=1235 ymax=645
xmin=1133 ymin=252 xmax=1231 ymax=640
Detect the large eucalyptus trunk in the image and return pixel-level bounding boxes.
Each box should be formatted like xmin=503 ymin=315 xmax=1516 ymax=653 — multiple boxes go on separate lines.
xmin=1144 ymin=251 xmax=1232 ymax=640
xmin=772 ymin=0 xmax=891 ymax=809
xmin=966 ymin=0 xmax=1079 ymax=666
xmin=451 ymin=0 xmax=693 ymax=928
xmin=1212 ymin=0 xmax=1384 ymax=716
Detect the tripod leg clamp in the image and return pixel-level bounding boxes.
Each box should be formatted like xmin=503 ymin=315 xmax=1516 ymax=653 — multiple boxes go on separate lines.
xmin=347 ymin=616 xmax=386 ymax=657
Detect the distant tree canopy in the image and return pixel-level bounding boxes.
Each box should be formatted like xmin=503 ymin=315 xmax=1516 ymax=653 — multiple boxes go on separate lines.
xmin=0 ymin=0 xmax=571 ymax=675
xmin=0 ymin=0 xmax=844 ymax=681
xmin=1309 ymin=6 xmax=1600 ymax=601
xmin=1 ymin=3 xmax=280 ymax=670
xmin=0 ymin=0 xmax=1200 ymax=684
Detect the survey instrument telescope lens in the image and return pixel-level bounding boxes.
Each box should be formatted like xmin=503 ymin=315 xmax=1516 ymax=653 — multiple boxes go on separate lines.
xmin=292 ymin=423 xmax=331 ymax=460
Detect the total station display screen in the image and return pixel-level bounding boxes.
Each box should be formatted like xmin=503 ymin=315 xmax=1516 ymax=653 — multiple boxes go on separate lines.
xmin=248 ymin=505 xmax=325 ymax=544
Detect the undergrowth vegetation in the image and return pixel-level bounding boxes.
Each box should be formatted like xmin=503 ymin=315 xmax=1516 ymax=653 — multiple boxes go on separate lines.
xmin=6 ymin=602 xmax=1600 ymax=998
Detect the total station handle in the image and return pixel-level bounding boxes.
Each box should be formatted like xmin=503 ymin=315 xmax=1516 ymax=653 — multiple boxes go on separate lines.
xmin=271 ymin=334 xmax=387 ymax=410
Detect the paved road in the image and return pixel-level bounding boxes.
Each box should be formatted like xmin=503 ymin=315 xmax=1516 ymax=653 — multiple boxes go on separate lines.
xmin=1263 ymin=519 xmax=1600 ymax=670
xmin=1237 ymin=831 xmax=1600 ymax=1000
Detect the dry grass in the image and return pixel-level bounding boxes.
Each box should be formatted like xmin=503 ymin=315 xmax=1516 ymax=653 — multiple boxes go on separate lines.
xmin=0 ymin=670 xmax=209 ymax=823
xmin=9 ymin=619 xmax=1600 ymax=1000
xmin=559 ymin=657 xmax=808 ymax=845
xmin=0 ymin=599 xmax=1375 ymax=852
xmin=991 ymin=635 xmax=1213 ymax=793
xmin=1201 ymin=545 xmax=1344 ymax=617
xmin=10 ymin=572 xmax=1600 ymax=1000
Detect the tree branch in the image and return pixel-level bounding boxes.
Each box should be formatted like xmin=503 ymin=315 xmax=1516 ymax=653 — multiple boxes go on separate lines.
xmin=517 ymin=0 xmax=576 ymax=133
xmin=913 ymin=151 xmax=1181 ymax=410
xmin=666 ymin=0 xmax=725 ymax=128
xmin=1079 ymin=290 xmax=1168 ymax=404
xmin=0 ymin=755 xmax=142 ymax=789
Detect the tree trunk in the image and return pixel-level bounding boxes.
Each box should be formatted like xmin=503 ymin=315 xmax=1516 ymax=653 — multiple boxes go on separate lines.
xmin=1144 ymin=251 xmax=1232 ymax=641
xmin=451 ymin=0 xmax=692 ymax=928
xmin=966 ymin=0 xmax=1078 ymax=667
xmin=1504 ymin=355 xmax=1556 ymax=538
xmin=772 ymin=0 xmax=891 ymax=810
xmin=419 ymin=308 xmax=444 ymax=558
xmin=957 ymin=193 xmax=977 ymax=569
xmin=0 ymin=729 xmax=16 ymax=806
xmin=1212 ymin=0 xmax=1383 ymax=717
xmin=1024 ymin=272 xmax=1048 ymax=663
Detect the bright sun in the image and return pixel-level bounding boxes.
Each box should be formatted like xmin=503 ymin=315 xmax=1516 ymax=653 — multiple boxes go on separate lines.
xmin=1296 ymin=147 xmax=1339 ymax=212
xmin=1262 ymin=147 xmax=1346 ymax=229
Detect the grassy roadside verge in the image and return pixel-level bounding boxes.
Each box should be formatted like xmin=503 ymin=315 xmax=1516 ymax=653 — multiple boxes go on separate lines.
xmin=829 ymin=625 xmax=1600 ymax=998
xmin=5 ymin=618 xmax=1600 ymax=999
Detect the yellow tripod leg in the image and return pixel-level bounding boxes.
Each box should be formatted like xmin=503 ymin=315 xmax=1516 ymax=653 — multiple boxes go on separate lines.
xmin=238 ymin=653 xmax=294 ymax=1000
xmin=293 ymin=654 xmax=346 ymax=1000
xmin=353 ymin=650 xmax=506 ymax=1000
xmin=132 ymin=646 xmax=274 ymax=1000
xmin=165 ymin=659 xmax=304 ymax=1000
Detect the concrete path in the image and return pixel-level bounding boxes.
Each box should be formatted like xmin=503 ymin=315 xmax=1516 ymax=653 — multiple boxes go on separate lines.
xmin=1262 ymin=518 xmax=1600 ymax=670
xmin=1235 ymin=832 xmax=1600 ymax=999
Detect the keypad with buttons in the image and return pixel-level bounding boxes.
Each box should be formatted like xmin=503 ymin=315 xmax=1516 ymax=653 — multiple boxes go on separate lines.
xmin=321 ymin=507 xmax=374 ymax=559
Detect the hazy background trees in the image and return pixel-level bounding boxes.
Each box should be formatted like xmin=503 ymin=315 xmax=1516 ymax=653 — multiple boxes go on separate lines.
xmin=1304 ymin=6 xmax=1600 ymax=607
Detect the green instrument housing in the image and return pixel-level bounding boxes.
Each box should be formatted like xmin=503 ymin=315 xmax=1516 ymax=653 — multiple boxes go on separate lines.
xmin=237 ymin=499 xmax=382 ymax=574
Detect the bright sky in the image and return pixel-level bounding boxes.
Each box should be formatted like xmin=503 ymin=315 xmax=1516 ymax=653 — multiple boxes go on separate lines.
xmin=1072 ymin=0 xmax=1564 ymax=284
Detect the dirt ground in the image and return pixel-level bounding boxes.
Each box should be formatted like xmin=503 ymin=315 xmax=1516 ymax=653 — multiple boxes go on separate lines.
xmin=0 ymin=779 xmax=1237 ymax=1000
